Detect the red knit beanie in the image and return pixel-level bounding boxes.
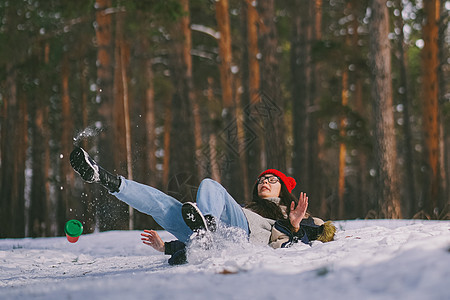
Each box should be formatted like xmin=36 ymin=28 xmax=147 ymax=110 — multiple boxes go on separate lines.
xmin=258 ymin=169 xmax=296 ymax=193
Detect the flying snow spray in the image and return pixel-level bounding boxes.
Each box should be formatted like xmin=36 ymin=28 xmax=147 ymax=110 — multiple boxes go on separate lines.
xmin=64 ymin=219 xmax=83 ymax=243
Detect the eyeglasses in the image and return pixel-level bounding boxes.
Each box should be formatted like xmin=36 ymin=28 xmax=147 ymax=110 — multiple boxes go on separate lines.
xmin=257 ymin=175 xmax=280 ymax=185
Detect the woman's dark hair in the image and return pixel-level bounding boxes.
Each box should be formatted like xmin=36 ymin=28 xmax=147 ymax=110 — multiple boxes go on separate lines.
xmin=245 ymin=178 xmax=298 ymax=220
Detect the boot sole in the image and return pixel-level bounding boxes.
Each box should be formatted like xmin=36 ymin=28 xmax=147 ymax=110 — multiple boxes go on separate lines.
xmin=70 ymin=147 xmax=99 ymax=183
xmin=182 ymin=202 xmax=208 ymax=232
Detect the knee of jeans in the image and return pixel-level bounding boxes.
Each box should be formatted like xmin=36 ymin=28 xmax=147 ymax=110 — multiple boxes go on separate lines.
xmin=199 ymin=178 xmax=219 ymax=190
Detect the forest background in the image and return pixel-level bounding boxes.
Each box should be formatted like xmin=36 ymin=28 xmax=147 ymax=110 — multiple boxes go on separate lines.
xmin=0 ymin=0 xmax=448 ymax=238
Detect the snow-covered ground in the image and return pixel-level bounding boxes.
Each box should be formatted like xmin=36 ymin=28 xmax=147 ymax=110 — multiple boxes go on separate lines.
xmin=1 ymin=220 xmax=449 ymax=300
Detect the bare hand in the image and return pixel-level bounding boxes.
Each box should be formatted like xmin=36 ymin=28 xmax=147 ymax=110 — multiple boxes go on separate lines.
xmin=141 ymin=230 xmax=165 ymax=252
xmin=289 ymin=192 xmax=308 ymax=232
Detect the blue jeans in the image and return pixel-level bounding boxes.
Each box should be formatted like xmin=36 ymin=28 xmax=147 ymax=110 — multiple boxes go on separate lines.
xmin=112 ymin=178 xmax=249 ymax=243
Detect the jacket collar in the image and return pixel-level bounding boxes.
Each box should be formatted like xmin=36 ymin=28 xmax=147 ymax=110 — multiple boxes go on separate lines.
xmin=264 ymin=197 xmax=281 ymax=205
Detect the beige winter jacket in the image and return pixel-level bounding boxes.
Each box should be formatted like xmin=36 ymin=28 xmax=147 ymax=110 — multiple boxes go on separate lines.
xmin=242 ymin=202 xmax=335 ymax=249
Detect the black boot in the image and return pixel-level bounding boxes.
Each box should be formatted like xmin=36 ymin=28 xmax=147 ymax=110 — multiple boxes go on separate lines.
xmin=182 ymin=202 xmax=207 ymax=232
xmin=181 ymin=202 xmax=216 ymax=250
xmin=181 ymin=202 xmax=216 ymax=232
xmin=70 ymin=147 xmax=121 ymax=193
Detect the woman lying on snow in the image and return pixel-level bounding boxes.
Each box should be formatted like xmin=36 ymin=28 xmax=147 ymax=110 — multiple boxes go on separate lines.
xmin=70 ymin=147 xmax=336 ymax=265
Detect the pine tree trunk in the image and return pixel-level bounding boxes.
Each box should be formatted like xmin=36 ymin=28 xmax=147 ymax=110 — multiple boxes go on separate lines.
xmin=16 ymin=94 xmax=27 ymax=237
xmin=145 ymin=58 xmax=157 ymax=186
xmin=350 ymin=0 xmax=368 ymax=218
xmin=94 ymin=0 xmax=116 ymax=231
xmin=421 ymin=0 xmax=440 ymax=218
xmin=243 ymin=0 xmax=262 ymax=195
xmin=113 ymin=14 xmax=126 ymax=173
xmin=216 ymin=0 xmax=243 ymax=198
xmin=369 ymin=0 xmax=402 ymax=218
xmin=162 ymin=96 xmax=172 ymax=189
xmin=167 ymin=6 xmax=196 ymax=196
xmin=118 ymin=12 xmax=134 ymax=229
xmin=311 ymin=0 xmax=330 ymax=218
xmin=30 ymin=82 xmax=50 ymax=236
xmin=308 ymin=0 xmax=324 ymax=214
xmin=79 ymin=60 xmax=96 ymax=233
xmin=354 ymin=74 xmax=368 ymax=217
xmin=182 ymin=0 xmax=204 ymax=181
xmin=438 ymin=0 xmax=449 ymax=214
xmin=110 ymin=11 xmax=131 ymax=230
xmin=234 ymin=75 xmax=250 ymax=201
xmin=0 ymin=65 xmax=14 ymax=237
xmin=291 ymin=0 xmax=309 ymax=186
xmin=216 ymin=0 xmax=234 ymax=110
xmin=338 ymin=70 xmax=348 ymax=219
xmin=168 ymin=0 xmax=196 ymax=189
xmin=394 ymin=0 xmax=416 ymax=217
xmin=95 ymin=0 xmax=114 ymax=104
xmin=258 ymin=0 xmax=286 ymax=170
xmin=207 ymin=77 xmax=221 ymax=183
xmin=247 ymin=0 xmax=260 ymax=102
xmin=0 ymin=64 xmax=26 ymax=238
xmin=58 ymin=54 xmax=74 ymax=235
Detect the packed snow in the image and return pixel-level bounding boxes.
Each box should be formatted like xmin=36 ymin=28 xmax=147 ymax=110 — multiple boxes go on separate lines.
xmin=1 ymin=219 xmax=449 ymax=300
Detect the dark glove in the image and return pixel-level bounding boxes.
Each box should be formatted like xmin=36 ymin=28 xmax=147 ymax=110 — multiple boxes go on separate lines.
xmin=165 ymin=240 xmax=187 ymax=265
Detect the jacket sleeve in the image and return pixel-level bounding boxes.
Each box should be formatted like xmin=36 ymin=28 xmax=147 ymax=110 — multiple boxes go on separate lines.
xmin=164 ymin=240 xmax=187 ymax=265
xmin=269 ymin=217 xmax=334 ymax=248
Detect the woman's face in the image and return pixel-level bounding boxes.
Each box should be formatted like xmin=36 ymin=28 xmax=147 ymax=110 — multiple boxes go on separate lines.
xmin=257 ymin=174 xmax=281 ymax=199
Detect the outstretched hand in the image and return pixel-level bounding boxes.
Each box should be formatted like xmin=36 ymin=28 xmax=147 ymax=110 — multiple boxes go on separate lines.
xmin=289 ymin=192 xmax=308 ymax=232
xmin=141 ymin=230 xmax=165 ymax=252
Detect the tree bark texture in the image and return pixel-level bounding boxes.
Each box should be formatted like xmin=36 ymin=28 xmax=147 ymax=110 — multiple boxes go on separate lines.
xmin=258 ymin=0 xmax=286 ymax=171
xmin=145 ymin=57 xmax=157 ymax=187
xmin=0 ymin=65 xmax=27 ymax=238
xmin=438 ymin=0 xmax=449 ymax=210
xmin=94 ymin=0 xmax=117 ymax=231
xmin=29 ymin=83 xmax=51 ymax=236
xmin=215 ymin=0 xmax=243 ymax=199
xmin=291 ymin=0 xmax=310 ymax=188
xmin=421 ymin=0 xmax=441 ymax=217
xmin=338 ymin=70 xmax=348 ymax=219
xmin=184 ymin=0 xmax=204 ymax=181
xmin=246 ymin=0 xmax=260 ymax=103
xmin=307 ymin=0 xmax=324 ymax=214
xmin=242 ymin=0 xmax=262 ymax=193
xmin=394 ymin=0 xmax=416 ymax=217
xmin=109 ymin=11 xmax=131 ymax=230
xmin=167 ymin=5 xmax=197 ymax=198
xmin=58 ymin=55 xmax=74 ymax=235
xmin=369 ymin=0 xmax=402 ymax=218
xmin=215 ymin=0 xmax=233 ymax=110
